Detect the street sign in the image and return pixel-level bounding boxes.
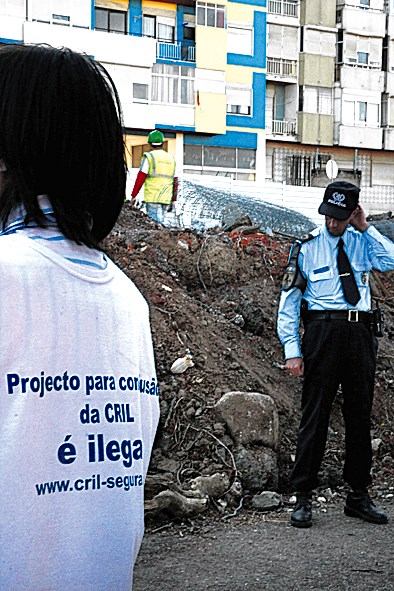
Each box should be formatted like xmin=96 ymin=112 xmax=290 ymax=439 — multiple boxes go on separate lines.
xmin=326 ymin=159 xmax=338 ymax=180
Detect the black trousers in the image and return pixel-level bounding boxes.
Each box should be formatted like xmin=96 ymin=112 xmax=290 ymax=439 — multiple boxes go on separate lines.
xmin=290 ymin=318 xmax=378 ymax=493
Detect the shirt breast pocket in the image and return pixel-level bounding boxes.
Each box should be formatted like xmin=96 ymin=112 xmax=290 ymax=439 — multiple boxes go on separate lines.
xmin=309 ymin=265 xmax=334 ymax=296
xmin=352 ymin=261 xmax=369 ymax=289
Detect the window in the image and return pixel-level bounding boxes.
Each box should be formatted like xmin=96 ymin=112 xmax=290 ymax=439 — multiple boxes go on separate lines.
xmin=158 ymin=23 xmax=174 ymax=42
xmin=360 ymin=0 xmax=370 ymax=7
xmin=183 ymin=145 xmax=256 ymax=180
xmin=344 ymin=34 xmax=380 ymax=68
xmin=228 ymin=25 xmax=253 ymax=55
xmin=196 ymin=2 xmax=225 ymax=29
xmin=302 ymin=87 xmax=333 ymax=115
xmin=95 ymin=8 xmax=126 ymax=34
xmin=382 ymin=93 xmax=388 ymax=126
xmin=143 ymin=15 xmax=175 ymax=42
xmin=358 ymin=101 xmax=367 ymax=123
xmin=343 ymin=99 xmax=380 ymax=127
xmin=286 ymin=155 xmax=312 ymax=187
xmin=267 ymin=23 xmax=298 ymax=56
xmin=52 ymin=14 xmax=70 ymax=25
xmin=357 ymin=51 xmax=368 ymax=65
xmin=205 ymin=146 xmax=236 ymax=168
xmin=303 ymin=29 xmax=336 ymax=57
xmin=184 ymin=145 xmax=203 ymax=166
xmin=133 ymin=84 xmax=148 ymax=103
xmin=372 ymin=162 xmax=394 ymax=187
xmin=143 ymin=15 xmax=155 ymax=37
xmin=183 ymin=24 xmax=195 ymax=42
xmin=152 ymin=64 xmax=194 ymax=105
xmin=237 ymin=149 xmax=255 ymax=169
xmin=226 ymin=86 xmax=252 ymax=115
xmin=368 ymin=103 xmax=380 ymax=126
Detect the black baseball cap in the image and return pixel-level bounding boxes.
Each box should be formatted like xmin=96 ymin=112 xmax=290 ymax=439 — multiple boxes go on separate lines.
xmin=318 ymin=181 xmax=360 ymax=221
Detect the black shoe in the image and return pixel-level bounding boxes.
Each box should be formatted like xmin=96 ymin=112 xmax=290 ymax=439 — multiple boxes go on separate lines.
xmin=344 ymin=490 xmax=388 ymax=524
xmin=290 ymin=493 xmax=312 ymax=528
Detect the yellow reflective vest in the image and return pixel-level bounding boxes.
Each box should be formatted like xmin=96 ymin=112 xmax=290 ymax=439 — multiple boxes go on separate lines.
xmin=143 ymin=149 xmax=176 ymax=205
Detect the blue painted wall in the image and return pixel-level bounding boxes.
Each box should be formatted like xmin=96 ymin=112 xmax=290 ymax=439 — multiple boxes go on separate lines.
xmin=184 ymin=131 xmax=257 ymax=149
xmin=227 ymin=10 xmax=266 ymax=68
xmin=228 ymin=0 xmax=266 ymax=7
xmin=226 ymin=72 xmax=266 ymax=129
xmin=129 ymin=0 xmax=142 ymax=36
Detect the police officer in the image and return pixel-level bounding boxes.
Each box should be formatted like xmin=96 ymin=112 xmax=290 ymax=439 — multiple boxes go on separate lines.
xmin=131 ymin=129 xmax=176 ymax=223
xmin=277 ymin=181 xmax=394 ymax=528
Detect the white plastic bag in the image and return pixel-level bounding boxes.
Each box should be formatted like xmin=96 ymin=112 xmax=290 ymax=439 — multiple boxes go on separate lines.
xmin=170 ymin=352 xmax=194 ymax=374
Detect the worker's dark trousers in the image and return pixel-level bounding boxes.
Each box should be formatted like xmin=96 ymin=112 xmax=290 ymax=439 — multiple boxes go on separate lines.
xmin=290 ymin=318 xmax=378 ymax=493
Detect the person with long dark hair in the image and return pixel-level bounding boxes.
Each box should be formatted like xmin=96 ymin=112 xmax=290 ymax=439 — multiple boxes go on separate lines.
xmin=0 ymin=44 xmax=159 ymax=590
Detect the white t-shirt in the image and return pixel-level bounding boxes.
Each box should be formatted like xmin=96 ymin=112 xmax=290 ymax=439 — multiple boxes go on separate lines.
xmin=0 ymin=227 xmax=159 ymax=590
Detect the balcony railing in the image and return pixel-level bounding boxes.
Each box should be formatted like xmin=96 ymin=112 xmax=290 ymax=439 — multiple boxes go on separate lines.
xmin=157 ymin=41 xmax=195 ymax=62
xmin=267 ymin=57 xmax=297 ymax=78
xmin=271 ymin=119 xmax=297 ymax=135
xmin=268 ymin=0 xmax=298 ymax=18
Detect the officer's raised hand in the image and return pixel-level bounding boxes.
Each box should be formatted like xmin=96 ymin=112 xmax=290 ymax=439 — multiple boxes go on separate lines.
xmin=349 ymin=205 xmax=369 ymax=233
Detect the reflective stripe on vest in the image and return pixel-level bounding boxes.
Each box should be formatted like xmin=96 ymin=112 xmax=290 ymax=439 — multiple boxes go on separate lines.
xmin=143 ymin=150 xmax=176 ymax=205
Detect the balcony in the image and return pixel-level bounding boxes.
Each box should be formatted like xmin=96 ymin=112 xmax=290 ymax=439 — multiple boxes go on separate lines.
xmin=157 ymin=41 xmax=195 ymax=62
xmin=298 ymin=113 xmax=334 ymax=146
xmin=338 ymin=64 xmax=384 ymax=93
xmin=383 ymin=128 xmax=394 ymax=151
xmin=266 ymin=118 xmax=297 ymax=136
xmin=337 ymin=6 xmax=386 ymax=36
xmin=268 ymin=0 xmax=298 ymax=18
xmin=337 ymin=124 xmax=382 ymax=150
xmin=267 ymin=57 xmax=297 ymax=79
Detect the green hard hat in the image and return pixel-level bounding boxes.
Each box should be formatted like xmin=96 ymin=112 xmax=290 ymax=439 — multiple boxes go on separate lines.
xmin=148 ymin=129 xmax=164 ymax=145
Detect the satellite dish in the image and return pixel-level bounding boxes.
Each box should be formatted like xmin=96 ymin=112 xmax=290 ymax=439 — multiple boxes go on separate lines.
xmin=326 ymin=159 xmax=338 ymax=181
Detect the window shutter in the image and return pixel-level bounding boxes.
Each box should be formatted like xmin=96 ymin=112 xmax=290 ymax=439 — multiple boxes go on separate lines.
xmin=305 ymin=29 xmax=320 ymax=54
xmin=268 ymin=24 xmax=283 ymax=56
xmin=95 ymin=1 xmax=128 ymax=11
xmin=345 ymin=35 xmax=357 ymax=62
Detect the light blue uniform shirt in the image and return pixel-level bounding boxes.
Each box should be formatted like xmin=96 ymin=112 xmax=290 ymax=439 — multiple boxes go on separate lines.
xmin=277 ymin=223 xmax=394 ymax=360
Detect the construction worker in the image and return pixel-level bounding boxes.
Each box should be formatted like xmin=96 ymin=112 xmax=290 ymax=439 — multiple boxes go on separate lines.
xmin=131 ymin=129 xmax=177 ymax=223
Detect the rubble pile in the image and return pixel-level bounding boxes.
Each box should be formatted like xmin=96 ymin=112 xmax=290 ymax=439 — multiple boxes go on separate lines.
xmin=102 ymin=204 xmax=394 ymax=523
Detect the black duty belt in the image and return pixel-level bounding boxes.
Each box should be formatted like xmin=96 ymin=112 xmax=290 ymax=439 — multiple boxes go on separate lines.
xmin=302 ymin=310 xmax=373 ymax=324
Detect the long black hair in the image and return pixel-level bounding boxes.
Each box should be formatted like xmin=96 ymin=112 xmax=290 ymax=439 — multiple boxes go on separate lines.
xmin=0 ymin=43 xmax=126 ymax=246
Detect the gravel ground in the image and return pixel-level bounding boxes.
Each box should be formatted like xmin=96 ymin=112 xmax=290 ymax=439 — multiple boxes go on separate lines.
xmin=134 ymin=497 xmax=394 ymax=591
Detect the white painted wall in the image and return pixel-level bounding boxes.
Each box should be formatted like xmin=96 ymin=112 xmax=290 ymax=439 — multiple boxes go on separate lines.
xmin=0 ymin=14 xmax=23 ymax=40
xmin=23 ymin=21 xmax=157 ymax=67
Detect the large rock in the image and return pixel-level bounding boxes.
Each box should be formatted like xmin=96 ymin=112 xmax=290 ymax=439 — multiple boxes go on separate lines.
xmin=187 ymin=472 xmax=231 ymax=498
xmin=251 ymin=491 xmax=282 ymax=511
xmin=215 ymin=391 xmax=279 ymax=448
xmin=145 ymin=490 xmax=208 ymax=521
xmin=234 ymin=446 xmax=278 ymax=492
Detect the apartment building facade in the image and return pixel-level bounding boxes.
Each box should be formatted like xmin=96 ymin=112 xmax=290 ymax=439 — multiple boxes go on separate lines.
xmin=1 ymin=0 xmax=393 ymax=214
xmin=266 ymin=0 xmax=394 ymax=213
xmin=0 ymin=0 xmax=267 ymax=183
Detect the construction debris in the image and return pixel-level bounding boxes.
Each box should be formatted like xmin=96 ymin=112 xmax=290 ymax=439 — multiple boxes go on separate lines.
xmin=102 ymin=203 xmax=394 ymax=523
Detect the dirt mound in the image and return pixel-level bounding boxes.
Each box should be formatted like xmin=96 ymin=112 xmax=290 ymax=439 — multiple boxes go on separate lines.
xmin=102 ymin=204 xmax=394 ymax=519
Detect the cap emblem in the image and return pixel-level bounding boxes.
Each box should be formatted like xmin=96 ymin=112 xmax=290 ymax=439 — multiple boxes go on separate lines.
xmin=328 ymin=192 xmax=346 ymax=207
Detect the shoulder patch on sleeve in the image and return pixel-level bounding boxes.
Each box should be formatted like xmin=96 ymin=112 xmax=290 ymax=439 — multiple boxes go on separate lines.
xmin=300 ymin=233 xmax=315 ymax=243
xmin=281 ymin=236 xmax=311 ymax=292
